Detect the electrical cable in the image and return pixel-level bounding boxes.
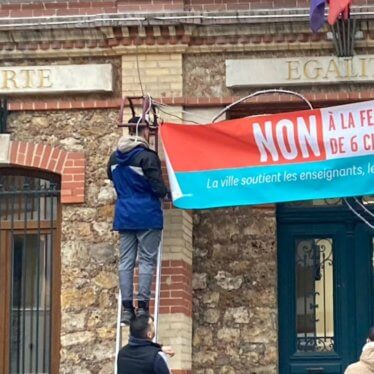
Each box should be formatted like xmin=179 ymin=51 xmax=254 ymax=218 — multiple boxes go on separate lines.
xmin=211 ymin=89 xmax=314 ymax=122
xmin=344 ymin=198 xmax=374 ymax=230
xmin=135 ymin=21 xmax=145 ymax=97
xmin=154 ymin=104 xmax=201 ymax=124
xmin=152 ymin=100 xmax=215 ymax=123
xmin=354 ymin=197 xmax=374 ymax=218
xmin=135 ymin=45 xmax=144 ymax=97
xmin=135 ymin=93 xmax=152 ymax=138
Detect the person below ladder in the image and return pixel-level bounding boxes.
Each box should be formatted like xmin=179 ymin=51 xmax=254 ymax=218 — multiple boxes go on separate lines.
xmin=108 ymin=117 xmax=169 ymax=325
xmin=117 ymin=315 xmax=174 ymax=374
xmin=345 ymin=326 xmax=374 ymax=374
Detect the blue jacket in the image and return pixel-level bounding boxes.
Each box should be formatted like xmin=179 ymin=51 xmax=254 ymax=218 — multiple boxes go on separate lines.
xmin=117 ymin=336 xmax=171 ymax=374
xmin=107 ymin=145 xmax=168 ymax=231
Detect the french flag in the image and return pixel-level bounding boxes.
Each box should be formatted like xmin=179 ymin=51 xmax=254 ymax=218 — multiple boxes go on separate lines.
xmin=310 ymin=0 xmax=326 ymax=32
xmin=328 ymin=0 xmax=352 ymax=25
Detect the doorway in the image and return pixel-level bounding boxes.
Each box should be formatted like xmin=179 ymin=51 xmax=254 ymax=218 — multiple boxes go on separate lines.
xmin=277 ymin=198 xmax=374 ymax=373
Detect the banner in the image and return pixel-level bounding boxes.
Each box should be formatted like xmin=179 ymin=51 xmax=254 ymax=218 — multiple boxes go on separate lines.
xmin=160 ymin=100 xmax=374 ymax=209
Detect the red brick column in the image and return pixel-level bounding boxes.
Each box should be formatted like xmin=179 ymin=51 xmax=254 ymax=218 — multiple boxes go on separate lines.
xmin=157 ymin=210 xmax=193 ymax=373
xmin=9 ymin=140 xmax=85 ymax=204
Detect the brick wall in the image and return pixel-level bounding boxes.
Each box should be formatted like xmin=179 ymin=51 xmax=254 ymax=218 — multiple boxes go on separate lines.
xmin=158 ymin=209 xmax=193 ymax=372
xmin=0 ymin=1 xmax=286 ymax=18
xmin=0 ymin=0 xmax=370 ymax=18
xmin=122 ymin=53 xmax=183 ymax=98
xmin=2 ymin=137 xmax=86 ymax=204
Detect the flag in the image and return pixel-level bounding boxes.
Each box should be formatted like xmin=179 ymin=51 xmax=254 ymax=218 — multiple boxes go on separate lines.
xmin=328 ymin=0 xmax=352 ymax=25
xmin=310 ymin=0 xmax=326 ymax=32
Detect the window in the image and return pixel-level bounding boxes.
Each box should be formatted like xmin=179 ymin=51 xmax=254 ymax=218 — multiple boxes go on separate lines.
xmin=0 ymin=168 xmax=60 ymax=374
xmin=296 ymin=238 xmax=334 ymax=352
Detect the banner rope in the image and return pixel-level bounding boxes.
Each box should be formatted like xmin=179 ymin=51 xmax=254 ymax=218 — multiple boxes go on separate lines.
xmin=211 ymin=89 xmax=314 ymax=123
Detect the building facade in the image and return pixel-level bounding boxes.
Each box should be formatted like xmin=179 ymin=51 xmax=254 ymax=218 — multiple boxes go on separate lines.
xmin=0 ymin=1 xmax=373 ymax=373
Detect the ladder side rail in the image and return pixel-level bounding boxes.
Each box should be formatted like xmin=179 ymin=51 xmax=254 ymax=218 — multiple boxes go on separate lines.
xmin=153 ymin=231 xmax=164 ymax=342
xmin=114 ymin=290 xmax=123 ymax=374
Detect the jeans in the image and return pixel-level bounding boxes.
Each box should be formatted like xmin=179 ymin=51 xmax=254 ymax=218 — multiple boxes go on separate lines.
xmin=119 ymin=229 xmax=161 ymax=302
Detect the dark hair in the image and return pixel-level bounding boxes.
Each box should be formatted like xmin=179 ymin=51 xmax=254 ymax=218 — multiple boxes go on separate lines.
xmin=130 ymin=315 xmax=153 ymax=339
xmin=368 ymin=326 xmax=374 ymax=341
xmin=128 ymin=116 xmax=148 ymax=136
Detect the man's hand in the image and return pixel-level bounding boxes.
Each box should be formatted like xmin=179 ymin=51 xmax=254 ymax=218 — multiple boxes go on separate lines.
xmin=164 ymin=191 xmax=172 ymax=202
xmin=161 ymin=346 xmax=175 ymax=357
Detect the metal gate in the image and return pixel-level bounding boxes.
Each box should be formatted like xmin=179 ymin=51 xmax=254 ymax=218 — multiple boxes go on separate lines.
xmin=0 ymin=168 xmax=60 ymax=374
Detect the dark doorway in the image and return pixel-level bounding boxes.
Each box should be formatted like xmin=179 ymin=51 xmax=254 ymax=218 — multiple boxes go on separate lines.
xmin=277 ymin=199 xmax=374 ymax=373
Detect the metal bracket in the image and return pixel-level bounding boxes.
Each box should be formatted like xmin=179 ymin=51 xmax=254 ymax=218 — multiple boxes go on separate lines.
xmin=118 ymin=95 xmax=160 ymax=152
xmin=329 ymin=18 xmax=357 ymax=57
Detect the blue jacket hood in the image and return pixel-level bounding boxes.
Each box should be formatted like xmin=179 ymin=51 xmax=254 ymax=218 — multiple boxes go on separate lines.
xmin=115 ymin=146 xmax=145 ymax=166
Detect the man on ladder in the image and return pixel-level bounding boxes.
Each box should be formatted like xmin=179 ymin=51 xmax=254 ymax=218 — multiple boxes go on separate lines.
xmin=107 ymin=116 xmax=169 ymax=325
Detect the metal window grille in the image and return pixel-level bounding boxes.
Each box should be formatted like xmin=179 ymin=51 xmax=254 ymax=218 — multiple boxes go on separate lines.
xmin=295 ymin=238 xmax=335 ymax=353
xmin=0 ymin=168 xmax=60 ymax=374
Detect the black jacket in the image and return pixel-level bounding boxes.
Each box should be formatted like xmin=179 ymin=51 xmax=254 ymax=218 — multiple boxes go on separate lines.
xmin=117 ymin=337 xmax=171 ymax=374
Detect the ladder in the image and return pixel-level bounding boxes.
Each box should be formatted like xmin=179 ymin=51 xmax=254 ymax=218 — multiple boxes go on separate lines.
xmin=114 ymin=234 xmax=164 ymax=373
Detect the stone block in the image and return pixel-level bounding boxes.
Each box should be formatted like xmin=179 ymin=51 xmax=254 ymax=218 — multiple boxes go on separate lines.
xmin=215 ymin=271 xmax=243 ymax=290
xmin=217 ymin=327 xmax=240 ymax=342
xmin=61 ymin=288 xmax=96 ymax=310
xmin=0 ymin=134 xmax=10 ymax=164
xmin=204 ymin=309 xmax=220 ymax=324
xmin=93 ymin=271 xmax=118 ymax=289
xmin=61 ymin=331 xmax=95 ymax=347
xmin=61 ymin=241 xmax=90 ymax=267
xmin=90 ymin=243 xmax=116 ymax=264
xmin=224 ymin=307 xmax=250 ymax=324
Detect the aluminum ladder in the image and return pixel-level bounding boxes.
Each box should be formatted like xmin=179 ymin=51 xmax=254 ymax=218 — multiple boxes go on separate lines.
xmin=114 ymin=235 xmax=163 ymax=373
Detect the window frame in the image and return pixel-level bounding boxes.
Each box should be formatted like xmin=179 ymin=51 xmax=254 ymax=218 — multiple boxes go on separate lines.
xmin=0 ymin=169 xmax=61 ymax=374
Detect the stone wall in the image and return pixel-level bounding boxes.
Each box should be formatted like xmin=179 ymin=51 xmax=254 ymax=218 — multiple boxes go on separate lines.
xmin=8 ymin=109 xmax=121 ymax=373
xmin=7 ymin=109 xmax=195 ymax=373
xmin=192 ymin=206 xmax=278 ymax=374
xmin=183 ymin=41 xmax=374 ymax=99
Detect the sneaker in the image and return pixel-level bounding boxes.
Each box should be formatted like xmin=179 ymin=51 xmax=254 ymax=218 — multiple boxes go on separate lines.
xmin=136 ymin=308 xmax=150 ymax=318
xmin=121 ymin=308 xmax=135 ymax=326
xmin=136 ymin=300 xmax=150 ymax=318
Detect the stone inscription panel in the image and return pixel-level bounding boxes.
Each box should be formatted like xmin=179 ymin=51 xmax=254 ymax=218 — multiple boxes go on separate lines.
xmin=0 ymin=64 xmax=113 ymax=94
xmin=226 ymin=55 xmax=374 ymax=87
